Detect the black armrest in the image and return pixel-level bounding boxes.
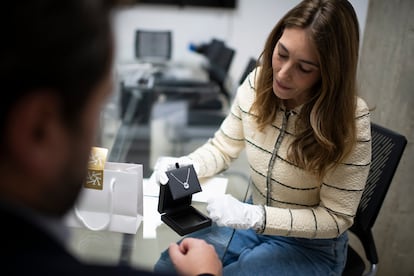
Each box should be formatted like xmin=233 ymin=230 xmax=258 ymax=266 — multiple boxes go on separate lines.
xmin=361 ymin=230 xmax=378 ymax=265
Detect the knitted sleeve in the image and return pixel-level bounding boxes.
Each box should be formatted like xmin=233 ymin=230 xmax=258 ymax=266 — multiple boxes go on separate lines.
xmin=263 ymin=98 xmax=371 ymax=238
xmin=187 ymin=73 xmax=255 ymax=177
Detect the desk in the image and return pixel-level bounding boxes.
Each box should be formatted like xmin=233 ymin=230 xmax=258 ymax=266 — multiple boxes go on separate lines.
xmin=68 ymin=175 xmax=250 ymax=271
xmin=67 ymin=96 xmax=250 ymax=271
xmin=110 ymin=61 xmax=227 ymax=175
xmin=117 ymin=61 xmax=222 ymax=125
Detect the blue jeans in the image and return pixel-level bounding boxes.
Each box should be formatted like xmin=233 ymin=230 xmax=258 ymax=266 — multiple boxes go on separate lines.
xmin=154 ymin=223 xmax=348 ymax=276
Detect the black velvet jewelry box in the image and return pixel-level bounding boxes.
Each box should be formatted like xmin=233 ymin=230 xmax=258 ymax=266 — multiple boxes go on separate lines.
xmin=158 ymin=164 xmax=212 ymax=236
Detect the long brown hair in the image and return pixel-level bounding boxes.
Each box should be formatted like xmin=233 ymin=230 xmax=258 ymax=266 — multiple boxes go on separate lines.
xmin=251 ymin=0 xmax=360 ymax=178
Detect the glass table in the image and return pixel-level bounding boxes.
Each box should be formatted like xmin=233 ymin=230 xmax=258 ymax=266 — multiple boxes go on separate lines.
xmin=67 ymin=94 xmax=250 ymax=272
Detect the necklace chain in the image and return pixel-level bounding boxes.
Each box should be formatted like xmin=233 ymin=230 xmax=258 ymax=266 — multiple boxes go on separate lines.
xmin=170 ymin=168 xmax=191 ymax=189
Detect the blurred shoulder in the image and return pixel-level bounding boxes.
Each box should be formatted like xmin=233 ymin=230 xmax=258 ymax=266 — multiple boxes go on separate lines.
xmin=240 ymin=66 xmax=260 ymax=89
xmin=235 ymin=66 xmax=261 ymax=104
xmin=355 ymin=97 xmax=371 ymax=139
xmin=355 ymin=96 xmax=370 ymax=117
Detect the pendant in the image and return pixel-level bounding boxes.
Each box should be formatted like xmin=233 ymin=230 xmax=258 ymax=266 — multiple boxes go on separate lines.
xmin=183 ymin=182 xmax=189 ymax=189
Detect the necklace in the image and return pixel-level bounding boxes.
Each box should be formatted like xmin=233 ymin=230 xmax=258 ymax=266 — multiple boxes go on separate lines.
xmin=170 ymin=168 xmax=190 ymax=189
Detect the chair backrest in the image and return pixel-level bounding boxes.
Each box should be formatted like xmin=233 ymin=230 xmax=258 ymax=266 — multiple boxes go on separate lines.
xmin=135 ymin=30 xmax=172 ymax=63
xmin=238 ymin=58 xmax=257 ymax=85
xmin=207 ymin=40 xmax=235 ymax=80
xmin=200 ymin=39 xmax=234 ymax=100
xmin=353 ymin=123 xmax=407 ymax=232
xmin=348 ymin=123 xmax=406 ymax=267
xmin=187 ymin=38 xmax=235 ymax=102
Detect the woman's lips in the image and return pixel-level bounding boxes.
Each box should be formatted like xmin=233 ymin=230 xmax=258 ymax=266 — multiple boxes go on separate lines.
xmin=275 ymin=79 xmax=292 ymax=91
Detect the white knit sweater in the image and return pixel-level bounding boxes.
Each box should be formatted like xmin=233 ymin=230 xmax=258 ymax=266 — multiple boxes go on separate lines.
xmin=188 ymin=69 xmax=371 ymax=239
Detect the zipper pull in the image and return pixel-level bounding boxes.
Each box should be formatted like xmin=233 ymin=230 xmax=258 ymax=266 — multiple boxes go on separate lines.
xmin=285 ymin=110 xmax=292 ymax=119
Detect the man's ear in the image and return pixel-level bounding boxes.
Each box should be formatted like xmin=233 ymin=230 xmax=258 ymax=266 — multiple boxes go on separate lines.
xmin=5 ymin=91 xmax=69 ymax=179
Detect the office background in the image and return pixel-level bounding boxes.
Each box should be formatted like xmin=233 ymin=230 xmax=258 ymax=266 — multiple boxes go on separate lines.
xmin=110 ymin=0 xmax=413 ymax=275
xmin=113 ymin=0 xmax=369 ymax=91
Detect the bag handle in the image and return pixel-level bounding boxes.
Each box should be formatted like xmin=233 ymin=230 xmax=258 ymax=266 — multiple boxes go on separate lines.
xmin=74 ymin=178 xmax=116 ymax=231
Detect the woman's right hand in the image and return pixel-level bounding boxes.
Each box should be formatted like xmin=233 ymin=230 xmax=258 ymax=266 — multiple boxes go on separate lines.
xmin=153 ymin=156 xmax=199 ymax=185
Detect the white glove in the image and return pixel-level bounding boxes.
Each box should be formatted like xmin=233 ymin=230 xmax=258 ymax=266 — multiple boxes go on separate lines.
xmin=206 ymin=194 xmax=265 ymax=231
xmin=153 ymin=156 xmax=200 ymax=185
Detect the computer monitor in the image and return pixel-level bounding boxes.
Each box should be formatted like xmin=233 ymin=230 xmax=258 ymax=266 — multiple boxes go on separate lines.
xmin=135 ymin=30 xmax=172 ymax=64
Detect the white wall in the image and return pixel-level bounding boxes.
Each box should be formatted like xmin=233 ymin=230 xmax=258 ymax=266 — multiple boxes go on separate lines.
xmin=113 ymin=0 xmax=369 ymax=91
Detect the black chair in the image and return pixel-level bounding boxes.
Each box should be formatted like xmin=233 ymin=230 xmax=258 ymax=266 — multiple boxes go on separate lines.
xmin=206 ymin=39 xmax=235 ymax=102
xmin=238 ymin=57 xmax=257 ymax=85
xmin=166 ymin=57 xmax=258 ymax=155
xmin=189 ymin=38 xmax=235 ymax=109
xmin=343 ymin=123 xmax=407 ymax=276
xmin=186 ymin=57 xmax=258 ymax=129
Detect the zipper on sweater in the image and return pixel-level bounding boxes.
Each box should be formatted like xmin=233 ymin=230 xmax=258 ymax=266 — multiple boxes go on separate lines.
xmin=265 ymin=110 xmax=291 ymax=205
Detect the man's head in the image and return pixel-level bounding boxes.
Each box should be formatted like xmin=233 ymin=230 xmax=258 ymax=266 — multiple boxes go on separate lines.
xmin=0 ymin=0 xmax=116 ymax=216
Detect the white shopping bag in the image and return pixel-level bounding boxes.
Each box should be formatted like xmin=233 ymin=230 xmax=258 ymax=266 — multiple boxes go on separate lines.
xmin=65 ymin=148 xmax=143 ymax=234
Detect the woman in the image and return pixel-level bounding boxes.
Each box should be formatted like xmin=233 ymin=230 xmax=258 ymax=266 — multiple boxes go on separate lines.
xmin=155 ymin=0 xmax=371 ymax=275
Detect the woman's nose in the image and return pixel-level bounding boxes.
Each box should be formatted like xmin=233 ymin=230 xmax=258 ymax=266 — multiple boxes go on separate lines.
xmin=278 ymin=63 xmax=292 ymax=81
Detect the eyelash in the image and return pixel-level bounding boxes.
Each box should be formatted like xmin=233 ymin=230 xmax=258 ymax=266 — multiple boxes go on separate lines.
xmin=277 ymin=52 xmax=312 ymax=74
xmin=277 ymin=53 xmax=288 ymax=59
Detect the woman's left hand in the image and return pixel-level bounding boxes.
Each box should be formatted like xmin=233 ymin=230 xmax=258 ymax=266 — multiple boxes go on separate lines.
xmin=207 ymin=194 xmax=264 ymax=231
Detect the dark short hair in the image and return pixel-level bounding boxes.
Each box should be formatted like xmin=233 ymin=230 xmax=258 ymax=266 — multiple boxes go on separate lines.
xmin=0 ymin=0 xmax=115 ymax=141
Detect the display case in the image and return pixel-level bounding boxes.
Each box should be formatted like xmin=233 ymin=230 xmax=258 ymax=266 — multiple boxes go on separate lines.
xmin=157 ymin=164 xmax=212 ymax=236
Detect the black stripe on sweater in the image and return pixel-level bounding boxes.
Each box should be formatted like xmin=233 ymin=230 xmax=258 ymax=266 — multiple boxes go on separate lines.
xmin=219 ymin=128 xmax=244 ymax=142
xmin=323 ymin=206 xmax=355 ymax=218
xmin=246 ymin=138 xmax=372 ymax=169
xmin=322 ymin=182 xmax=365 ymax=192
xmin=311 ymin=209 xmax=318 ymax=238
xmin=251 ymin=182 xmax=319 ymax=208
xmin=324 ymin=207 xmax=341 ymax=236
xmin=250 ymin=165 xmax=319 ymax=191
